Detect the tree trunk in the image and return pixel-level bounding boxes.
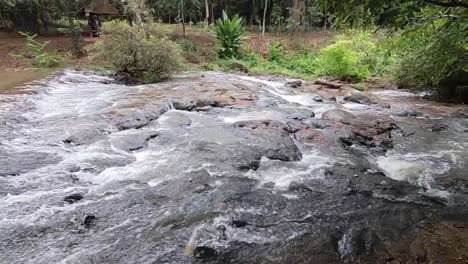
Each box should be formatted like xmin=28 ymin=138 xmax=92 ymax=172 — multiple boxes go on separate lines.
xmin=211 ymin=3 xmax=214 ymax=24
xmin=262 ymin=0 xmax=268 ymax=37
xmin=133 ymin=0 xmax=144 ymax=26
xmin=204 ymin=0 xmax=209 ymax=26
xmin=181 ymin=1 xmax=186 ymax=38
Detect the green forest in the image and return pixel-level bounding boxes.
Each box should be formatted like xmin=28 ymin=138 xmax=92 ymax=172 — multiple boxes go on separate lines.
xmin=1 ymin=0 xmax=467 ymax=101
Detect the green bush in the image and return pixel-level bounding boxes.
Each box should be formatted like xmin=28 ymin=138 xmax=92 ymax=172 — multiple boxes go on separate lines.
xmin=17 ymin=32 xmax=62 ymax=68
xmin=211 ymin=11 xmax=248 ymax=59
xmin=266 ymin=41 xmax=285 ymax=62
xmin=315 ymin=40 xmax=370 ymax=80
xmin=88 ymin=21 xmax=182 ymax=83
xmin=285 ymin=49 xmax=317 ymax=75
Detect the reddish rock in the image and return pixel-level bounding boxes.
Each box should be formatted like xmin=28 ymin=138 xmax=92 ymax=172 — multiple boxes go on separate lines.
xmin=295 ymin=128 xmax=327 ymax=142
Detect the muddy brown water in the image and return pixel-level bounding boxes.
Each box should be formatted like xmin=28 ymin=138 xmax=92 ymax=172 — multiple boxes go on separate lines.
xmin=0 ymin=70 xmax=467 ymax=263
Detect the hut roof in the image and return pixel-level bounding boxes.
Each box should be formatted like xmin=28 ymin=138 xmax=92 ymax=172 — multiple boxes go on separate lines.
xmin=84 ymin=0 xmax=120 ymax=15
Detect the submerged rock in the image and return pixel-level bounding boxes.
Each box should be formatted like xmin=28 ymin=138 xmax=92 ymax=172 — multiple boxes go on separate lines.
xmin=64 ymin=193 xmax=83 ymax=204
xmin=425 ymin=123 xmax=448 ymax=132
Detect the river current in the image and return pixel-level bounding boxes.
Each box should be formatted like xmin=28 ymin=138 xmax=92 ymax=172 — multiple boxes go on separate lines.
xmin=0 ymin=70 xmax=467 ymax=263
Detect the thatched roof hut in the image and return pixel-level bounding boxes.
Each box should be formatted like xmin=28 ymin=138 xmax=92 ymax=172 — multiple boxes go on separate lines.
xmin=84 ymin=0 xmax=120 ymax=15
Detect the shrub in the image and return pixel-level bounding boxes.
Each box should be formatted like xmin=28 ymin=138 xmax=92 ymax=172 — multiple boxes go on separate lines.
xmin=266 ymin=41 xmax=285 ymax=62
xmin=88 ymin=21 xmax=182 ymax=83
xmin=315 ymin=41 xmax=370 ymax=80
xmin=17 ymin=32 xmax=62 ymax=67
xmin=211 ymin=11 xmax=248 ymax=59
xmin=285 ymin=49 xmax=317 ymax=75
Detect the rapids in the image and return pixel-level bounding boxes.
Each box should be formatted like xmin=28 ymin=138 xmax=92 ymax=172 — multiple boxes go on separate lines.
xmin=0 ymin=70 xmax=467 ymax=263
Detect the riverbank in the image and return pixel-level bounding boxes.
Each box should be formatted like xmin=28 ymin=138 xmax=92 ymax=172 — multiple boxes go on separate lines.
xmin=0 ymin=27 xmax=336 ymax=92
xmin=0 ymin=69 xmax=59 ymax=94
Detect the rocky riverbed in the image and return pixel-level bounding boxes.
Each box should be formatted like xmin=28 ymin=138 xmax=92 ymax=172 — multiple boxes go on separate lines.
xmin=0 ymin=70 xmax=467 ymax=263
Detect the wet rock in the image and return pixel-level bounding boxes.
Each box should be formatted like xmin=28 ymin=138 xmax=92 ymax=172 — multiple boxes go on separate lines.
xmin=338 ymin=228 xmax=383 ymax=259
xmin=172 ymin=98 xmax=229 ymax=111
xmin=234 ymin=120 xmax=290 ymax=133
xmin=288 ymin=182 xmax=313 ymax=193
xmin=62 ymin=124 xmax=106 ymax=146
xmin=287 ymin=109 xmax=315 ymax=120
xmin=193 ymin=106 xmax=213 ymax=112
xmin=332 ymin=113 xmax=397 ymax=152
xmin=409 ymin=241 xmax=428 ymax=262
xmin=286 ymin=121 xmax=309 ymax=133
xmin=425 ymin=123 xmax=448 ymax=132
xmin=344 ymin=93 xmax=374 ymax=105
xmin=231 ymin=220 xmax=249 ymax=228
xmin=77 ymin=153 xmax=135 ymax=174
xmin=111 ymin=108 xmax=164 ymax=131
xmin=304 ymin=119 xmax=334 ymax=129
xmin=393 ymin=109 xmax=423 ymax=117
xmin=0 ymin=151 xmax=61 ymax=176
xmin=315 ymin=79 xmax=342 ymax=89
xmin=193 ymin=184 xmax=213 ymax=194
xmin=377 ymin=103 xmax=391 ymax=109
xmin=342 ymin=114 xmax=396 ymax=137
xmin=193 ymin=246 xmax=218 ymax=260
xmin=83 ymin=215 xmax=97 ymax=228
xmin=64 ymin=193 xmax=83 ymax=204
xmin=247 ymin=129 xmax=302 ymax=162
xmin=322 ymin=109 xmax=356 ymax=122
xmin=295 ymin=128 xmax=327 ymax=143
xmin=238 ymin=160 xmax=261 ymax=171
xmin=113 ymin=72 xmax=133 ymax=84
xmin=68 ymin=165 xmax=81 ymax=173
xmin=449 ymin=108 xmax=468 ymax=118
xmin=158 ymin=112 xmax=192 ymax=127
xmin=110 ymin=131 xmax=158 ymax=151
xmin=231 ymin=62 xmax=249 ymax=73
xmin=285 ymin=80 xmax=302 ymax=88
xmin=313 ymin=96 xmax=324 ymax=102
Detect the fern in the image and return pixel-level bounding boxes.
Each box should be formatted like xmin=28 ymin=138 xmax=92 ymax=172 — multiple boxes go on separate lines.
xmin=17 ymin=32 xmax=61 ymax=67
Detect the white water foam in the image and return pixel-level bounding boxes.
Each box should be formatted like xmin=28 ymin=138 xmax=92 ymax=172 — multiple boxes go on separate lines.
xmin=377 ymin=151 xmax=457 ymax=192
xmin=246 ymin=151 xmax=333 ymax=189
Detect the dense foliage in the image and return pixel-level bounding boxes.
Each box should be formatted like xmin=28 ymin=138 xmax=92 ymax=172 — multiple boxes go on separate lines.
xmin=88 ymin=21 xmax=182 ymax=83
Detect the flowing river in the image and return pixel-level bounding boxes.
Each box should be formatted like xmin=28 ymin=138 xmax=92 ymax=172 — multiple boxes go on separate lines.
xmin=0 ymin=70 xmax=467 ymax=263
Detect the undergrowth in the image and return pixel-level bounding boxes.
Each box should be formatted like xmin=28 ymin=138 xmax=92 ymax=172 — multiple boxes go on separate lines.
xmin=203 ymin=29 xmax=393 ymax=81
